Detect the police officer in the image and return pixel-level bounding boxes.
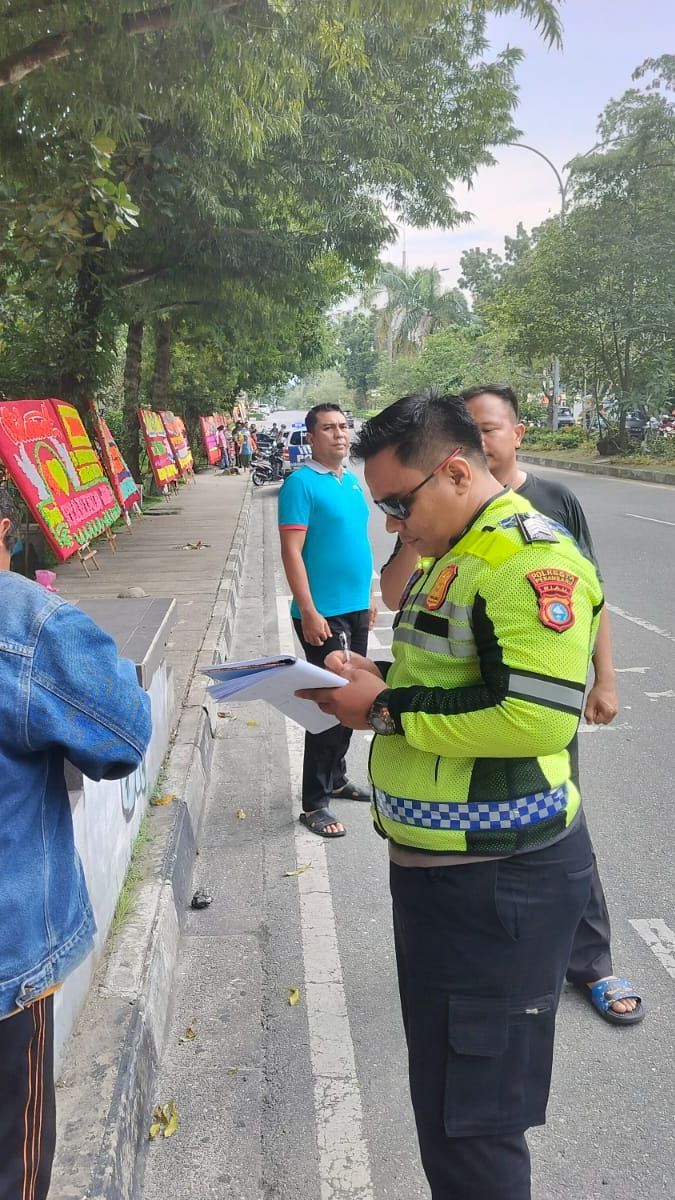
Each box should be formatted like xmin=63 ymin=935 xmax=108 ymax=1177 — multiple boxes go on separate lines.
xmin=299 ymin=394 xmax=602 ymax=1200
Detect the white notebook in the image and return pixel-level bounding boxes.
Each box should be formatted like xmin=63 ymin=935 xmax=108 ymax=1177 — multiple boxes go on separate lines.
xmin=201 ymin=655 xmax=347 ymax=734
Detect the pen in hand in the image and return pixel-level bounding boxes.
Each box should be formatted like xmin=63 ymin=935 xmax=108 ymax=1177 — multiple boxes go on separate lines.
xmin=338 ymin=632 xmax=351 ymax=664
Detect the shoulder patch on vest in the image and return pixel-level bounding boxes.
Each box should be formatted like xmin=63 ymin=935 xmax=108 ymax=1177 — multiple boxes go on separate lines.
xmin=527 ymin=568 xmax=578 ymax=631
xmin=514 ymin=512 xmax=559 ymax=544
xmin=426 ymin=564 xmax=458 ymax=610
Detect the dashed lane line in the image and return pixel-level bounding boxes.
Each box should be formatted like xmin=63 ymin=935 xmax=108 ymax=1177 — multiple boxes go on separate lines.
xmin=630 ymin=920 xmax=675 ymax=982
xmin=606 ymin=603 xmax=675 ymax=647
xmin=275 ymin=590 xmax=374 ymax=1200
xmin=625 ymin=513 xmax=675 ymax=527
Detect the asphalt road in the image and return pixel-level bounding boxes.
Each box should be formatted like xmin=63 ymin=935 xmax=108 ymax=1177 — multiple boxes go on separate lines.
xmin=139 ymin=439 xmax=675 ymax=1200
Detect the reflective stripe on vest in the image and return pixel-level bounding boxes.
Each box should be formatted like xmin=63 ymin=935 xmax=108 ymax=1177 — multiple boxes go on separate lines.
xmin=395 ymin=625 xmax=477 ymax=658
xmin=374 ymin=783 xmax=568 ymax=832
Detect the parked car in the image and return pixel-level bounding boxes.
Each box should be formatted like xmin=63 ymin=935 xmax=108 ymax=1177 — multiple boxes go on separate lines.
xmin=344 ymin=409 xmax=355 ymax=428
xmin=556 ymin=406 xmax=576 ymax=428
xmin=624 ymin=410 xmax=648 ymax=440
xmin=281 ymin=425 xmax=311 ymax=475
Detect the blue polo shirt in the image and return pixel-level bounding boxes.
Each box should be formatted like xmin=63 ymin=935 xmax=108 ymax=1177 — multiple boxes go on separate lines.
xmin=278 ymin=461 xmax=373 ymax=618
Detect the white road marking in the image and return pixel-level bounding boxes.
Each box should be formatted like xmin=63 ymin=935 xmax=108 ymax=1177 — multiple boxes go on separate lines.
xmin=606 ymin=603 xmax=675 ymax=646
xmin=616 ymin=666 xmax=649 ymax=674
xmin=275 ymin=590 xmax=374 ymax=1200
xmin=644 ymin=690 xmax=675 ymax=702
xmin=630 ymin=919 xmax=675 ymax=981
xmin=625 ymin=512 xmax=675 ymax=527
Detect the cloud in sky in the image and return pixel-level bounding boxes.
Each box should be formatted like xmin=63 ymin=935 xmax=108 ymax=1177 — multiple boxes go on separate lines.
xmin=386 ymin=0 xmax=672 ymax=286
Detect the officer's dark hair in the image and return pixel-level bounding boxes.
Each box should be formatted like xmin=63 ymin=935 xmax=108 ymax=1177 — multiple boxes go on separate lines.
xmin=351 ymin=393 xmax=486 ymax=470
xmin=0 ymin=486 xmax=18 ymax=553
xmin=461 ymin=383 xmax=519 ymax=419
xmin=305 ymin=403 xmax=343 ymax=434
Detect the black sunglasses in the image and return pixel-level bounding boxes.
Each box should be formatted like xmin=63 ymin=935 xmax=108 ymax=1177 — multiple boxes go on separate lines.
xmin=374 ymin=447 xmax=463 ymax=520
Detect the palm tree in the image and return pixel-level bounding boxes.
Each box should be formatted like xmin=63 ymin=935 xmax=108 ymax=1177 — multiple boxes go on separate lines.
xmin=368 ymin=264 xmax=470 ymax=361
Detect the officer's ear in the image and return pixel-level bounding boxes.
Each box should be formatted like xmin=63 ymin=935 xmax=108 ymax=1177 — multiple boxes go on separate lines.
xmin=514 ymin=421 xmax=526 ymax=448
xmin=445 ymin=455 xmax=473 ymax=496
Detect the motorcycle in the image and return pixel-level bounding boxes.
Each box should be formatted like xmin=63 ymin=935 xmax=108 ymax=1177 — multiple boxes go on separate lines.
xmin=251 ymin=448 xmax=284 ymax=486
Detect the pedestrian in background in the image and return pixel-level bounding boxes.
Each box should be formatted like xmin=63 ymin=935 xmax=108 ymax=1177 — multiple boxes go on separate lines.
xmin=299 ymin=394 xmax=604 ymax=1199
xmin=0 ymin=487 xmax=152 ymax=1200
xmin=278 ymin=403 xmax=376 ymax=837
xmin=216 ymin=423 xmax=230 ymax=471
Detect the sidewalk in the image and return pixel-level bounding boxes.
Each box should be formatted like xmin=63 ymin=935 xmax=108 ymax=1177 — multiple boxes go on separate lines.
xmin=518 ymin=450 xmax=675 ymax=486
xmin=50 ymin=469 xmax=253 ymax=1200
xmin=54 ymin=470 xmax=250 ymax=712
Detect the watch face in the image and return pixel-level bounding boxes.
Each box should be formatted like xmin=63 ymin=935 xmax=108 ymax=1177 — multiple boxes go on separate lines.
xmin=369 ymin=698 xmax=395 ymax=735
xmin=371 ymin=714 xmax=391 ymax=734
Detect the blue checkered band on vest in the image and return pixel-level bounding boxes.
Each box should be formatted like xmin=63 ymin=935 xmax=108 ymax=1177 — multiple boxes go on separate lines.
xmin=373 ymin=784 xmax=568 ymax=831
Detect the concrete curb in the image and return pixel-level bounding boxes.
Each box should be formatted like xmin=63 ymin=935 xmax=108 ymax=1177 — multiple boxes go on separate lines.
xmin=518 ymin=452 xmax=675 ymax=487
xmin=55 ymin=480 xmax=253 ymax=1200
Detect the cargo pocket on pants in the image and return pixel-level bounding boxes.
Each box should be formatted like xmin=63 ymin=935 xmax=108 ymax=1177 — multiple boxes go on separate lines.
xmin=444 ymin=994 xmax=555 ymax=1138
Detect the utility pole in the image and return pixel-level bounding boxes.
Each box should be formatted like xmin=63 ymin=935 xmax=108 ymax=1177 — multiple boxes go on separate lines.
xmin=552 ymin=356 xmax=561 ymax=431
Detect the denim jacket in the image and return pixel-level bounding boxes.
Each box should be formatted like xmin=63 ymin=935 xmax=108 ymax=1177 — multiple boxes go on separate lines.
xmin=0 ymin=572 xmax=152 ymax=1018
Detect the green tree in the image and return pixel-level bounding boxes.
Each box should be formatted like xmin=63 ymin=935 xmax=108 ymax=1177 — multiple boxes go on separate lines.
xmin=490 ymin=58 xmax=675 ymax=440
xmin=371 ymin=264 xmax=471 ymax=360
xmin=335 ymin=312 xmax=380 ymax=407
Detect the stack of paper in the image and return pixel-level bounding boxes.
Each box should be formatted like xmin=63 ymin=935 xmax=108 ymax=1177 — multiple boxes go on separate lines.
xmin=201 ymin=655 xmax=347 ymax=733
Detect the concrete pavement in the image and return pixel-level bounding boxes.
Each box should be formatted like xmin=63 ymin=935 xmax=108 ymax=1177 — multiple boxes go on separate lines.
xmin=54 ymin=470 xmax=250 ymax=713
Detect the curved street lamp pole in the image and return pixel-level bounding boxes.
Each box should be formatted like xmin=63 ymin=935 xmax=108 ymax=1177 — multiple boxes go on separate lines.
xmin=505 ymin=141 xmax=568 ymax=426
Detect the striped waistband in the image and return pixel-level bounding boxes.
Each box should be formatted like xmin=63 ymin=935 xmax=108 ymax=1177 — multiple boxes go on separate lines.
xmin=373 ymin=784 xmax=568 ymax=832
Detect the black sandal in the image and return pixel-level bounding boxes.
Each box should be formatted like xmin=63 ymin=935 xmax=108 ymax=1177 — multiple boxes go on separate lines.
xmin=331 ymin=781 xmax=371 ymax=802
xmin=299 ymin=809 xmax=346 ymax=838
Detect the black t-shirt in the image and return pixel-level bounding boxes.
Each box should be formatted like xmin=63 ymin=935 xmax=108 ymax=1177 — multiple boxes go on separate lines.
xmin=381 ymin=472 xmax=601 ymax=577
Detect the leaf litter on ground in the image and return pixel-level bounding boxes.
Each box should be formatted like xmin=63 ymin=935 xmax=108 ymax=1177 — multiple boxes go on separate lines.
xmin=283 ymin=863 xmax=312 ymax=877
xmin=149 ymin=1099 xmax=180 ymax=1140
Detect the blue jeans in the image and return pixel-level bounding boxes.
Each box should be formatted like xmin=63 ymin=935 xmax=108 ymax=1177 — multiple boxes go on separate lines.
xmin=391 ymin=815 xmax=593 ymax=1199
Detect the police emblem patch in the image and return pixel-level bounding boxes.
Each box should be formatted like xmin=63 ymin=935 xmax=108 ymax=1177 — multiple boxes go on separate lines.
xmin=527 ymin=568 xmax=578 ymax=631
xmin=426 ymin=564 xmax=458 ymax=610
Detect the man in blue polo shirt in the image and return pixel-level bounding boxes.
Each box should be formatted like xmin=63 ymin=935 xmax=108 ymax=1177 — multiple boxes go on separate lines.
xmin=278 ymin=404 xmax=375 ymax=837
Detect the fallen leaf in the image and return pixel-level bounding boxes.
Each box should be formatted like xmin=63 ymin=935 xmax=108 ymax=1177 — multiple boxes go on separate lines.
xmin=288 ymin=987 xmax=301 ymax=1007
xmin=236 ymin=808 xmax=246 ymax=820
xmin=149 ymin=1099 xmax=180 ymax=1140
xmin=246 ymin=719 xmax=258 ymax=727
xmin=150 ymin=792 xmax=177 ymax=807
xmin=178 ymin=1021 xmax=198 ymax=1044
xmin=217 ymin=711 xmax=235 ymax=719
xmin=226 ymin=1065 xmax=239 ymax=1075
xmin=283 ymin=863 xmax=312 ymax=877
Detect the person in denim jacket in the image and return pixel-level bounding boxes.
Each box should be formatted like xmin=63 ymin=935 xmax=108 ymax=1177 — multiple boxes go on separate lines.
xmin=0 ymin=487 xmax=152 ymax=1200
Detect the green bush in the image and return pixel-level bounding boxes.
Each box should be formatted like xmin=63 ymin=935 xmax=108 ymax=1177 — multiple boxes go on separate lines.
xmin=522 ymin=427 xmax=589 ymax=451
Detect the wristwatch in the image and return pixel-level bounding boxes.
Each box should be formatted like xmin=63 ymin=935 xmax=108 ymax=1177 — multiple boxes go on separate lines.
xmin=367 ymin=691 xmax=397 ymax=736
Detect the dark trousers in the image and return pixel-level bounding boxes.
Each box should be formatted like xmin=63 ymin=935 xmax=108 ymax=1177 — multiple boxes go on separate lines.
xmin=391 ymin=818 xmax=593 ymax=1200
xmin=293 ymin=610 xmax=369 ymax=811
xmin=565 ymin=750 xmax=613 ymax=984
xmin=0 ymin=995 xmax=56 ymax=1200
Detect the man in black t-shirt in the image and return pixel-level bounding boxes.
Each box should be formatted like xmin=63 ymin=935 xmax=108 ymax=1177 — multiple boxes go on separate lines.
xmin=380 ymin=385 xmax=644 ymax=1025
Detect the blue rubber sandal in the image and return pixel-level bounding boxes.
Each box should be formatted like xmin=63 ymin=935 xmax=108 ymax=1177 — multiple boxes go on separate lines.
xmin=586 ymin=976 xmax=645 ymax=1025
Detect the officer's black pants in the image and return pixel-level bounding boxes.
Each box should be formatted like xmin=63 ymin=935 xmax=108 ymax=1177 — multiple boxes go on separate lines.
xmin=391 ymin=817 xmax=593 ymax=1200
xmin=293 ymin=610 xmax=369 ymax=811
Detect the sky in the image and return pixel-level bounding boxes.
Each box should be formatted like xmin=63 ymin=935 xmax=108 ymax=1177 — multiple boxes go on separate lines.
xmin=389 ymin=0 xmax=673 ymax=287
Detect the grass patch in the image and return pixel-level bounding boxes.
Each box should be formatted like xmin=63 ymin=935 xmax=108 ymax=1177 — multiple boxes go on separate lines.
xmin=110 ymin=816 xmax=150 ymax=936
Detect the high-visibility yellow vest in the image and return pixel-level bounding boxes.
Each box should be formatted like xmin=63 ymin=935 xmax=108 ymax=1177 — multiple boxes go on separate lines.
xmin=370 ymin=489 xmax=603 ymax=855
